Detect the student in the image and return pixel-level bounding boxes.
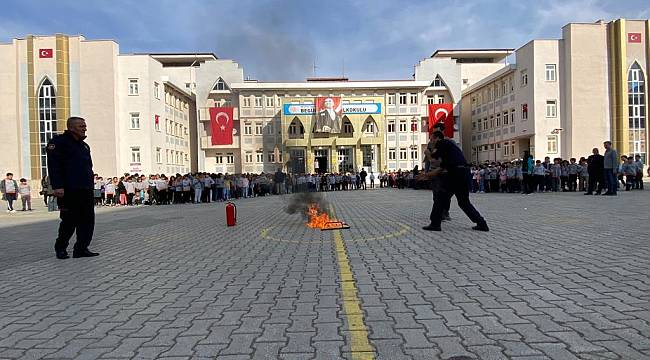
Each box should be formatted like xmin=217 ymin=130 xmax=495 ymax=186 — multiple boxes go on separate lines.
xmin=551 ymin=159 xmax=562 ymax=192
xmin=0 ymin=172 xmax=19 ymax=213
xmin=560 ymin=160 xmax=569 ymax=192
xmin=125 ymin=177 xmax=136 ymax=205
xmin=18 ymin=178 xmax=32 ymax=211
xmin=621 ymin=156 xmax=638 ymax=191
xmin=369 ymin=171 xmax=375 ymax=189
xmin=499 ymin=164 xmax=508 ymax=193
xmin=634 ymin=154 xmax=644 ymax=190
xmin=578 ymin=158 xmax=589 ymax=192
xmin=533 ymin=160 xmax=546 ymax=192
xmin=567 ymin=158 xmax=579 ymax=192
xmin=104 ymin=179 xmax=116 ymax=206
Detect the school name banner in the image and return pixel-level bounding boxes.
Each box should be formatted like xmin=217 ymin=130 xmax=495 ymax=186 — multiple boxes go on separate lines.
xmin=283 ymin=102 xmax=382 ymax=115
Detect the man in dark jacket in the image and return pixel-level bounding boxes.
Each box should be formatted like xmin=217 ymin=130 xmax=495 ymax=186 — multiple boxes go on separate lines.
xmin=47 ymin=117 xmax=98 ymax=259
xmin=585 ymin=147 xmax=604 ymax=195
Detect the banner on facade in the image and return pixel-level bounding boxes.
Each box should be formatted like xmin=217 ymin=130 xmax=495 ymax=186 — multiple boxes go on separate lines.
xmin=313 ymin=97 xmax=343 ymax=133
xmin=283 ymin=102 xmax=382 ymax=116
xmin=427 ymin=103 xmax=454 ymax=138
xmin=209 ymin=107 xmax=234 ymax=145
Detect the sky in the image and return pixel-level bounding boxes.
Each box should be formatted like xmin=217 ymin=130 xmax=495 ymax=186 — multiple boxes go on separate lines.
xmin=1 ymin=0 xmax=649 ymax=81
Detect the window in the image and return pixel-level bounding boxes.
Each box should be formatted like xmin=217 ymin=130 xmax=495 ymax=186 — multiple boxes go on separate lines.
xmin=409 ymin=93 xmax=417 ymax=104
xmin=482 ymin=118 xmax=488 ymax=131
xmin=215 ymin=154 xmax=223 ymax=164
xmin=388 ymin=148 xmax=396 ymax=160
xmin=472 ymin=121 xmax=476 ymax=130
xmin=387 ymin=121 xmax=395 ymax=132
xmin=520 ymin=70 xmax=528 ymax=87
xmin=266 ymin=122 xmax=274 ymax=135
xmin=131 ymin=147 xmax=141 ymax=163
xmin=268 ymin=152 xmax=275 ymax=163
xmin=437 ymin=95 xmax=445 ymax=104
xmin=226 ymin=153 xmax=234 ymax=164
xmin=496 ymin=113 xmax=501 ymax=127
xmin=547 ymin=135 xmax=558 ymax=153
xmin=489 ymin=116 xmax=494 ymax=129
xmin=399 ymin=94 xmax=407 ymax=105
xmin=128 ymin=79 xmax=139 ymax=95
xmin=154 ymin=115 xmax=160 ymax=131
xmin=427 ymin=95 xmax=435 ymax=105
xmin=154 ymin=82 xmax=160 ymax=99
xmin=410 ymin=119 xmax=418 ymax=132
xmin=255 ymin=122 xmax=263 ymax=135
xmin=510 ymin=109 xmax=515 ymax=123
xmin=502 ymin=81 xmax=507 ymax=96
xmin=265 ymin=96 xmax=275 ymax=107
xmin=254 ymin=96 xmax=263 ymax=107
xmin=256 ymin=151 xmax=264 ymax=163
xmin=410 ymin=147 xmax=418 ymax=160
xmin=399 ymin=148 xmax=407 ymax=160
xmin=504 ymin=143 xmax=509 ymax=156
xmin=288 ymin=119 xmax=304 ymax=136
xmin=503 ymin=111 xmax=509 ymax=125
xmin=628 ymin=62 xmax=646 ymax=162
xmin=245 ymin=152 xmax=253 ymax=163
xmin=213 ymin=78 xmax=229 ymax=91
xmin=399 ymin=120 xmax=407 ymax=132
xmin=477 ymin=119 xmax=482 ymax=131
xmin=511 ymin=142 xmax=515 ymax=155
xmin=156 ymin=148 xmax=162 ymax=163
xmin=545 ymin=64 xmax=557 ymax=82
xmin=129 ymin=112 xmax=140 ymax=129
xmin=38 ymin=78 xmax=57 ymax=177
xmin=521 ymin=104 xmax=528 ymax=120
xmin=546 ymin=100 xmax=557 ymax=118
xmin=388 ymin=94 xmax=395 ymax=105
xmin=343 ymin=120 xmax=354 ymax=134
xmin=244 ymin=122 xmax=252 ymax=135
xmin=242 ymin=97 xmax=251 ymax=107
xmin=432 ymin=75 xmax=445 ymax=87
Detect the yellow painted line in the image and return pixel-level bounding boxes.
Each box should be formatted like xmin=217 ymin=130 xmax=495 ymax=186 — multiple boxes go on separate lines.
xmin=330 ymin=206 xmax=375 ymax=360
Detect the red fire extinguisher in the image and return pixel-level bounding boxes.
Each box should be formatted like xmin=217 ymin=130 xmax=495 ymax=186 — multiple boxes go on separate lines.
xmin=225 ymin=202 xmax=237 ymax=226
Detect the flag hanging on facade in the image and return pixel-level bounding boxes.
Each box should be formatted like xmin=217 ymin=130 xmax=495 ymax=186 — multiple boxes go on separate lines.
xmin=39 ymin=49 xmax=53 ymax=58
xmin=427 ymin=103 xmax=454 ymax=138
xmin=210 ymin=107 xmax=234 ymax=145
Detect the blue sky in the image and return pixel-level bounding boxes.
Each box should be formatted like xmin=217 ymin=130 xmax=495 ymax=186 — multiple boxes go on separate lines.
xmin=2 ymin=0 xmax=648 ymax=81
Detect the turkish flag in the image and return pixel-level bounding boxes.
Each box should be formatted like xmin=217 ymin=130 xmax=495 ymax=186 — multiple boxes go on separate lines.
xmin=628 ymin=33 xmax=642 ymax=43
xmin=428 ymin=103 xmax=454 ymax=138
xmin=39 ymin=49 xmax=53 ymax=58
xmin=154 ymin=115 xmax=159 ymax=125
xmin=210 ymin=107 xmax=234 ymax=145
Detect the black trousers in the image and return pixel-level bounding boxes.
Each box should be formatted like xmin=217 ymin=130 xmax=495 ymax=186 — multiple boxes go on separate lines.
xmin=55 ymin=190 xmax=95 ymax=253
xmin=429 ymin=168 xmax=486 ymax=228
xmin=587 ymin=172 xmax=603 ymax=193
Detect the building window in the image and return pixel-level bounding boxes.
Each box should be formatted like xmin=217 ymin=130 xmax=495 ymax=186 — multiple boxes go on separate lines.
xmin=156 ymin=148 xmax=162 ymax=163
xmin=128 ymin=79 xmax=139 ymax=95
xmin=546 ymin=100 xmax=557 ymax=118
xmin=226 ymin=153 xmax=234 ymax=164
xmin=503 ymin=111 xmax=509 ymax=125
xmin=213 ymin=78 xmax=229 ymax=91
xmin=154 ymin=115 xmax=160 ymax=131
xmin=510 ymin=109 xmax=515 ymax=123
xmin=129 ymin=112 xmax=140 ymax=129
xmin=489 ymin=116 xmax=494 ymax=129
xmin=521 ymin=104 xmax=528 ymax=120
xmin=266 ymin=122 xmax=274 ymax=135
xmin=504 ymin=143 xmax=509 ymax=156
xmin=472 ymin=121 xmax=476 ymax=130
xmin=628 ymin=62 xmax=646 ymax=162
xmin=37 ymin=79 xmax=57 ymax=177
xmin=215 ymin=154 xmax=223 ymax=164
xmin=432 ymin=75 xmax=445 ymax=87
xmin=410 ymin=119 xmax=418 ymax=132
xmin=288 ymin=119 xmax=305 ymax=137
xmin=502 ymin=81 xmax=507 ymax=96
xmin=482 ymin=118 xmax=488 ymax=131
xmin=427 ymin=95 xmax=435 ymax=105
xmin=244 ymin=122 xmax=252 ymax=135
xmin=154 ymin=82 xmax=160 ymax=99
xmin=245 ymin=152 xmax=253 ymax=163
xmin=242 ymin=97 xmax=251 ymax=107
xmin=388 ymin=94 xmax=395 ymax=105
xmin=399 ymin=120 xmax=407 ymax=132
xmin=399 ymin=148 xmax=407 ymax=160
xmin=388 ymin=148 xmax=396 ymax=160
xmin=387 ymin=121 xmax=395 ymax=132
xmin=409 ymin=93 xmax=417 ymax=104
xmin=265 ymin=96 xmax=275 ymax=107
xmin=410 ymin=147 xmax=418 ymax=160
xmin=545 ymin=64 xmax=557 ymax=82
xmin=547 ymin=135 xmax=558 ymax=153
xmin=343 ymin=120 xmax=354 ymax=134
xmin=131 ymin=147 xmax=141 ymax=163
xmin=437 ymin=95 xmax=445 ymax=104
xmin=267 ymin=152 xmax=275 ymax=163
xmin=520 ymin=70 xmax=528 ymax=87
xmin=399 ymin=94 xmax=407 ymax=105
xmin=496 ymin=113 xmax=501 ymax=127
xmin=254 ymin=96 xmax=263 ymax=107
xmin=255 ymin=122 xmax=263 ymax=135
xmin=256 ymin=151 xmax=264 ymax=163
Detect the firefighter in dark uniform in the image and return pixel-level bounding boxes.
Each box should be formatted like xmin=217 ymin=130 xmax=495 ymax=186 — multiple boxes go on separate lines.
xmin=420 ymin=130 xmax=489 ymax=232
xmin=47 ymin=117 xmax=99 ymax=259
xmin=422 ymin=123 xmax=451 ymax=221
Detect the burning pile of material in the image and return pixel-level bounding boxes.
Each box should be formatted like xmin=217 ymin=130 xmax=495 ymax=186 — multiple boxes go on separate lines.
xmin=285 ymin=192 xmax=349 ymax=231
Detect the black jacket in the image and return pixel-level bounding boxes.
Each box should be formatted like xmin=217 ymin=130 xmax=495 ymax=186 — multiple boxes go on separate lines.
xmin=587 ymin=154 xmax=604 ymax=174
xmin=46 ymin=131 xmax=94 ymax=190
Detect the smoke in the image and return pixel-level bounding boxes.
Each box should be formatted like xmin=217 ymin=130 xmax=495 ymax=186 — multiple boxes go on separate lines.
xmin=285 ymin=192 xmax=329 ymax=219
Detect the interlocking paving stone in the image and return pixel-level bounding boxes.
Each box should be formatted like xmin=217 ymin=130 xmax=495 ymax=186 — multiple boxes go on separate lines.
xmin=1 ymin=189 xmax=650 ymax=359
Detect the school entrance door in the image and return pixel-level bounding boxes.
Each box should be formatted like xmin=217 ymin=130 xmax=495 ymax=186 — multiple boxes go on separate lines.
xmin=337 ymin=147 xmax=354 ymax=173
xmin=314 ymin=149 xmax=329 ymax=174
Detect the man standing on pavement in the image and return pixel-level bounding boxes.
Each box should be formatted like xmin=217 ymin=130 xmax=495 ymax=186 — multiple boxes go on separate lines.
xmin=359 ymin=168 xmax=367 ymax=190
xmin=274 ymin=168 xmax=286 ymax=195
xmin=47 ymin=117 xmax=99 ymax=259
xmin=585 ymin=148 xmax=604 ymax=195
xmin=419 ymin=131 xmax=489 ymax=232
xmin=602 ymin=141 xmax=619 ymax=196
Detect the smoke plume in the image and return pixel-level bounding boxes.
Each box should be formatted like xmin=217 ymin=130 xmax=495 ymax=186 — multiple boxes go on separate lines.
xmin=285 ymin=192 xmax=329 ymax=219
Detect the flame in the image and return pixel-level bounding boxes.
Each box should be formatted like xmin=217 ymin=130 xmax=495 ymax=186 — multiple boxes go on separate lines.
xmin=306 ymin=203 xmax=333 ymax=229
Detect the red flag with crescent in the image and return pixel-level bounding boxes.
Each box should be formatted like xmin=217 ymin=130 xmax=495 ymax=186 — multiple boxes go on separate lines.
xmin=39 ymin=49 xmax=53 ymax=58
xmin=210 ymin=107 xmax=234 ymax=145
xmin=628 ymin=33 xmax=642 ymax=43
xmin=428 ymin=103 xmax=454 ymax=138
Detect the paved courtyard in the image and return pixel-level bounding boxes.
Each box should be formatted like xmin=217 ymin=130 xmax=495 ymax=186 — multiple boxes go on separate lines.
xmin=1 ymin=189 xmax=649 ymax=360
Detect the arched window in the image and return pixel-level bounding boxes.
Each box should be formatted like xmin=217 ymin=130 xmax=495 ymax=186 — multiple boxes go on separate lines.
xmin=628 ymin=62 xmax=646 ymax=162
xmin=432 ymin=75 xmax=446 ymax=87
xmin=341 ymin=116 xmax=354 ymax=138
xmin=288 ymin=117 xmax=305 ymax=139
xmin=212 ymin=77 xmax=229 ymax=91
xmin=38 ymin=78 xmax=57 ymax=177
xmin=362 ymin=116 xmax=379 ymax=137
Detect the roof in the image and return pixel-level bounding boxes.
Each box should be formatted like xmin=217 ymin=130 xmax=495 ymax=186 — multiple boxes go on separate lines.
xmin=462 ymin=64 xmax=517 ymax=95
xmin=431 ymin=49 xmax=514 ymax=63
xmin=231 ymin=80 xmax=431 ymax=90
xmin=145 ymin=53 xmax=218 ymax=66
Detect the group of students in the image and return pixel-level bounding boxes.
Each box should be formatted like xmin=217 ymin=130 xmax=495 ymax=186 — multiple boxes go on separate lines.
xmin=0 ymin=173 xmax=33 ymax=213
